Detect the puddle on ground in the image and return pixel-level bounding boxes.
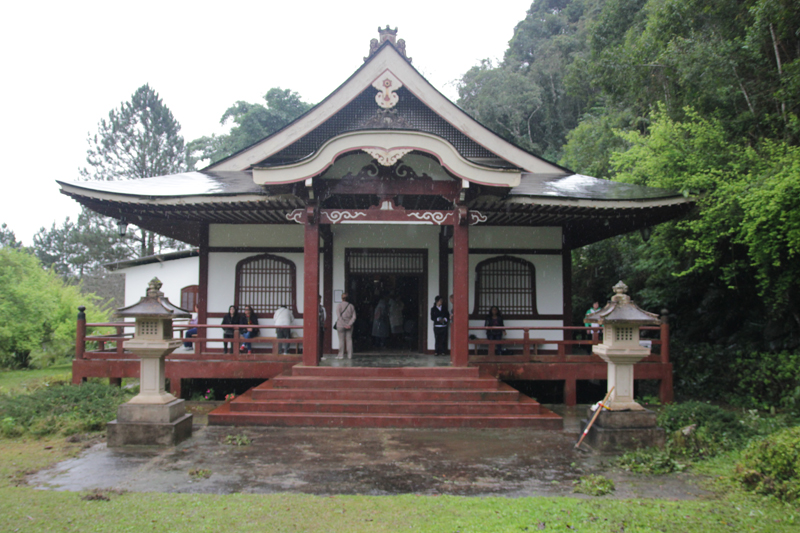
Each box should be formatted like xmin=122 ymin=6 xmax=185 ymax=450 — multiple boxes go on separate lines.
xmin=28 ymin=419 xmax=713 ymax=499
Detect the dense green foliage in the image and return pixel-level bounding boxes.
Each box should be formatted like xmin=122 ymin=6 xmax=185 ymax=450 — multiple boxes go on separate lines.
xmin=738 ymin=426 xmax=800 ymax=501
xmin=0 ymin=248 xmax=108 ymax=369
xmin=0 ymin=381 xmax=133 ymax=437
xmin=187 ymin=88 xmax=313 ymax=168
xmin=460 ymin=0 xmax=800 ymax=400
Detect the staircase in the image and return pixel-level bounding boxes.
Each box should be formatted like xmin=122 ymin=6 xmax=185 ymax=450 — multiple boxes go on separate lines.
xmin=208 ymin=365 xmax=562 ymax=429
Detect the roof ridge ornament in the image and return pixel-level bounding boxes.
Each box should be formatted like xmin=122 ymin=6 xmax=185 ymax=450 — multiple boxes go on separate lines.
xmin=365 ymin=26 xmax=412 ymax=62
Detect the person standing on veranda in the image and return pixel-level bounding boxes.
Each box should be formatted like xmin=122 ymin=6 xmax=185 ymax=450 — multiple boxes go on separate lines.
xmin=274 ymin=305 xmax=294 ymax=355
xmin=336 ymin=293 xmax=356 ymax=359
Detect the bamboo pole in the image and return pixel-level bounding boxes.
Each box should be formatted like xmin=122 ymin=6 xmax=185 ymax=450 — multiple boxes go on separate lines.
xmin=575 ymin=386 xmax=614 ymax=449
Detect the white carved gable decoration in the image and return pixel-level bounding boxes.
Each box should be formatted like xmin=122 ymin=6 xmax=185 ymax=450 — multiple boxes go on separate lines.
xmin=361 ymin=147 xmax=412 ymax=167
xmin=372 ymin=70 xmax=403 ymax=110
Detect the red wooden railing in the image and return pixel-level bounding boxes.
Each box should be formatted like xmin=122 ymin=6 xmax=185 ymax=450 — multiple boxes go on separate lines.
xmin=75 ymin=319 xmax=304 ymax=360
xmin=467 ymin=323 xmax=669 ymax=363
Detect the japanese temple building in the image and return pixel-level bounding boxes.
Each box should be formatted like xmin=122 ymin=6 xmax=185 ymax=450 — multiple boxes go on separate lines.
xmin=60 ymin=29 xmax=692 ymax=428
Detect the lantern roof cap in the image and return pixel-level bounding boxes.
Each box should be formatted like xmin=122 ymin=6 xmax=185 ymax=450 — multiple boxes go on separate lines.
xmin=586 ymin=281 xmax=660 ymax=325
xmin=115 ymin=278 xmax=191 ymax=319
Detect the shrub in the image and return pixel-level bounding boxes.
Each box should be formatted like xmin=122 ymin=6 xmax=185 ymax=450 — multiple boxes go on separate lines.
xmin=616 ymin=447 xmax=686 ymax=475
xmin=0 ymin=382 xmax=133 ymax=437
xmin=737 ymin=426 xmax=800 ymax=502
xmin=732 ymin=351 xmax=800 ymax=414
xmin=657 ymin=401 xmax=754 ymax=457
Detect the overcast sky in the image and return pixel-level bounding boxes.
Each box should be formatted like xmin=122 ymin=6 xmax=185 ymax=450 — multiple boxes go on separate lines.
xmin=1 ymin=0 xmax=533 ymax=245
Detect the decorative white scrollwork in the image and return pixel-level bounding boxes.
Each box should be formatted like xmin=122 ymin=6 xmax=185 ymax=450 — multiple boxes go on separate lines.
xmin=372 ymin=70 xmax=403 ymax=110
xmin=362 ymin=147 xmax=412 ymax=167
xmin=323 ymin=211 xmax=368 ymax=224
xmin=286 ymin=209 xmax=304 ymax=224
xmin=469 ymin=211 xmax=488 ymax=225
xmin=407 ymin=212 xmax=453 ymax=225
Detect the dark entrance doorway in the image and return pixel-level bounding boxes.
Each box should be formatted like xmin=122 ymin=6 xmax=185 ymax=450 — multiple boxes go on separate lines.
xmin=345 ymin=249 xmax=428 ymax=354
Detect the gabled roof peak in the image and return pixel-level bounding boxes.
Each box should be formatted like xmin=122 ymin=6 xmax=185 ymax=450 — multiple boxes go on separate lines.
xmin=365 ymin=26 xmax=411 ymax=63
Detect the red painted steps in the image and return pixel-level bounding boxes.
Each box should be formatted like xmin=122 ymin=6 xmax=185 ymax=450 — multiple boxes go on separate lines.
xmin=208 ymin=365 xmax=562 ymax=429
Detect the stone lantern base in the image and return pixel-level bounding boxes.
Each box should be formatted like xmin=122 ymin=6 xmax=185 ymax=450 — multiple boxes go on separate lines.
xmin=107 ymin=399 xmax=193 ymax=447
xmin=581 ymin=408 xmax=665 ymax=452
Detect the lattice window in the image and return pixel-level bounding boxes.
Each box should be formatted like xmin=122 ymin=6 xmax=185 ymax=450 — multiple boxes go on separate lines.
xmin=615 ymin=327 xmax=634 ymax=341
xmin=347 ymin=250 xmax=425 ymax=274
xmin=180 ymin=285 xmax=198 ymax=311
xmin=472 ymin=256 xmax=537 ymax=318
xmin=138 ymin=320 xmax=158 ymax=337
xmin=235 ymin=254 xmax=297 ymax=317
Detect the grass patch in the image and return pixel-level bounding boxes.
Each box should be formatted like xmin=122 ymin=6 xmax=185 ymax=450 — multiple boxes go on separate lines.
xmin=224 ymin=434 xmax=252 ymax=446
xmin=0 ymin=363 xmax=73 ymax=394
xmin=573 ymin=474 xmax=615 ymax=496
xmin=0 ymin=485 xmax=798 ymax=532
xmin=0 ymin=382 xmax=133 ymax=437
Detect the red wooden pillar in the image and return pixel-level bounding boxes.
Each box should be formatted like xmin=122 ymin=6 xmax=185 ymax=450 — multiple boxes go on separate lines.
xmin=564 ymin=378 xmax=577 ymax=406
xmin=197 ymin=223 xmax=209 ymax=354
xmin=322 ymin=227 xmax=333 ymax=355
xmin=451 ymin=207 xmax=469 ymax=367
xmin=303 ymin=205 xmax=320 ymax=366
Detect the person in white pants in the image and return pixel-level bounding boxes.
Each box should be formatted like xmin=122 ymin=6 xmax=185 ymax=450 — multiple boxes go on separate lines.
xmin=336 ymin=293 xmax=357 ymax=359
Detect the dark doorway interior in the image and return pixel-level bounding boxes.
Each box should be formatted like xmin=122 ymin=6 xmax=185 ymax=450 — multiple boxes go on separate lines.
xmin=349 ymin=274 xmax=424 ymax=353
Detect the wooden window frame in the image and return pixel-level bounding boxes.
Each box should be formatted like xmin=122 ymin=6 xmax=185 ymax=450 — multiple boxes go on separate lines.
xmin=180 ymin=285 xmax=199 ymax=312
xmin=234 ymin=254 xmax=298 ymax=319
xmin=471 ymin=255 xmax=541 ymax=320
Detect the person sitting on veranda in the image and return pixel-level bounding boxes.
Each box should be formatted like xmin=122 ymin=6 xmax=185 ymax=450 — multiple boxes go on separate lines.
xmin=485 ymin=306 xmax=507 ymax=355
xmin=221 ymin=305 xmax=240 ymax=354
xmin=240 ymin=306 xmax=259 ymax=354
xmin=183 ymin=304 xmax=198 ymax=348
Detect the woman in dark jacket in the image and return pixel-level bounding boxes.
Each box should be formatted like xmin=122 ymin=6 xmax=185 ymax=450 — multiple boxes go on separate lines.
xmin=221 ymin=305 xmax=240 ymax=354
xmin=240 ymin=306 xmax=260 ymax=354
xmin=430 ymin=296 xmax=449 ymax=355
xmin=485 ymin=306 xmax=506 ymax=355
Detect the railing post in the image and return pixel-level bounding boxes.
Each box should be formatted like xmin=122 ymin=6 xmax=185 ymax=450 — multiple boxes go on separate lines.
xmin=76 ymin=306 xmax=86 ymax=360
xmin=116 ymin=326 xmax=124 ymax=356
xmin=660 ymin=308 xmax=670 ymax=363
xmin=523 ymin=329 xmax=530 ymax=358
xmin=233 ymin=328 xmax=240 ymax=356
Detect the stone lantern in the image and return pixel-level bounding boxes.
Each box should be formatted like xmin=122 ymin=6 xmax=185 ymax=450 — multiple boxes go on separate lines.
xmin=583 ymin=281 xmax=665 ymax=450
xmin=106 ymin=278 xmax=193 ymax=446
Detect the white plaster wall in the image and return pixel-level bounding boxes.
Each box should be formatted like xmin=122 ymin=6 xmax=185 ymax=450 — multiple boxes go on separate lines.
xmin=449 ymin=249 xmax=564 ymax=349
xmin=209 ymin=224 xmax=304 ymax=247
xmin=469 ymin=226 xmax=562 ymax=249
xmin=330 ymin=224 xmax=440 ymax=350
xmin=117 ymin=256 xmax=199 ymax=308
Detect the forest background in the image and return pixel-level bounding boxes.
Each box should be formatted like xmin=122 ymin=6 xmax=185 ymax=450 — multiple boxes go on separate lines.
xmin=1 ymin=0 xmax=798 ymax=411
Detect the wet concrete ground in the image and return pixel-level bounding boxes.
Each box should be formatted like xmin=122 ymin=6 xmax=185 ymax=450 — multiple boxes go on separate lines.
xmin=30 ymin=406 xmax=712 ymax=499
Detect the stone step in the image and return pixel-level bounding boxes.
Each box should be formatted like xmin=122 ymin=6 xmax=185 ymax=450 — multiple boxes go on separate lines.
xmin=228 ymin=390 xmax=541 ymax=415
xmin=209 ymin=402 xmax=562 ymax=429
xmin=271 ymin=376 xmax=499 ymax=390
xmin=290 ymin=365 xmax=480 ymax=378
xmin=250 ymin=380 xmax=521 ymax=402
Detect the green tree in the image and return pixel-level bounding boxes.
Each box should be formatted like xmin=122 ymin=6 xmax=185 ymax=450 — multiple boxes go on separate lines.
xmin=458 ymin=0 xmax=597 ymax=159
xmin=0 ymin=223 xmax=22 ymax=249
xmin=187 ymin=88 xmax=313 ymax=168
xmin=80 ymin=84 xmax=187 ymax=257
xmin=0 ymin=247 xmax=109 ymax=369
xmin=33 ymin=211 xmax=134 ymax=281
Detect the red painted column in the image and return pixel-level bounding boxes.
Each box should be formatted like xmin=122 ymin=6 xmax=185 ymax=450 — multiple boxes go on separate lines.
xmin=451 ymin=207 xmax=469 ymax=367
xmin=197 ymin=223 xmax=209 ymax=355
xmin=303 ymin=206 xmax=320 ymax=366
xmin=322 ymin=228 xmax=333 ymax=356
